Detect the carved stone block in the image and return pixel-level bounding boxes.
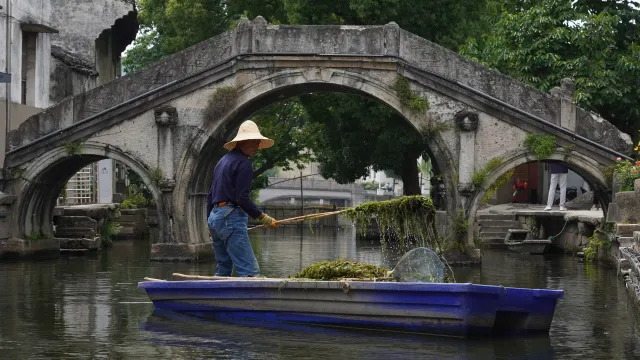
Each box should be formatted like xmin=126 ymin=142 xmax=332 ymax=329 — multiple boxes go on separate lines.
xmin=154 ymin=106 xmax=178 ymax=127
xmin=454 ymin=110 xmax=479 ymax=132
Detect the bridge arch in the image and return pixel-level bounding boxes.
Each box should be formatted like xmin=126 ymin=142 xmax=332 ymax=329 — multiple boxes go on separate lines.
xmin=12 ymin=142 xmax=163 ymax=240
xmin=466 ymin=148 xmax=609 ymax=246
xmin=175 ymin=68 xmax=459 ymax=246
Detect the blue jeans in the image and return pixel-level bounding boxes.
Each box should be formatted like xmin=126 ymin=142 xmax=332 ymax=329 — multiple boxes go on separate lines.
xmin=208 ymin=206 xmax=260 ymax=277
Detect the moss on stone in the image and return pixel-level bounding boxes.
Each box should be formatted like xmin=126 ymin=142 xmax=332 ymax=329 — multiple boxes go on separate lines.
xmin=523 ymin=133 xmax=556 ymax=159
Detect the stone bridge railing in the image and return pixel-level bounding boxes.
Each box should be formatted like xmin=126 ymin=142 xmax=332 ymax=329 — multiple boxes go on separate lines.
xmin=6 ymin=17 xmax=632 ymax=165
xmin=266 ymin=177 xmax=356 ymax=192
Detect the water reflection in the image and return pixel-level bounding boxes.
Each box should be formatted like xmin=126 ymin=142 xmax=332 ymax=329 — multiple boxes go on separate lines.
xmin=0 ymin=227 xmax=639 ymax=359
xmin=142 ymin=309 xmax=555 ymax=360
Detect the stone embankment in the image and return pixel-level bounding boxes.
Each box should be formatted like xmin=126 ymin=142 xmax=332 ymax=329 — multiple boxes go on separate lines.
xmin=606 ymin=179 xmax=640 ymax=305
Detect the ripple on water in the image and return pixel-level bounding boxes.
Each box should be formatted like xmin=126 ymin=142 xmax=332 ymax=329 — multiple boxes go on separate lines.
xmin=0 ymin=229 xmax=639 ymax=359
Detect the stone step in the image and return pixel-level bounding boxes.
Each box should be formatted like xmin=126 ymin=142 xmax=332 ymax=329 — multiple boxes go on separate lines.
xmin=58 ymin=237 xmax=101 ymax=250
xmin=118 ymin=226 xmax=135 ymax=236
xmin=615 ymin=224 xmax=640 ymax=237
xmin=477 ymin=214 xmax=515 ymax=221
xmin=478 ymin=220 xmax=521 ymax=227
xmin=54 ymin=216 xmax=97 ymax=229
xmin=480 ymin=237 xmax=507 ymax=246
xmin=618 ymin=237 xmax=634 ymax=248
xmin=479 ymin=231 xmax=508 ymax=240
xmin=118 ymin=214 xmax=138 ymax=222
xmin=479 ymin=226 xmax=520 ymax=234
xmin=54 ymin=228 xmax=96 ymax=239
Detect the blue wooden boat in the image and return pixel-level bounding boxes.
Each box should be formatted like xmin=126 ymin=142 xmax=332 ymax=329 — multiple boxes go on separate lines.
xmin=138 ymin=276 xmax=564 ymax=338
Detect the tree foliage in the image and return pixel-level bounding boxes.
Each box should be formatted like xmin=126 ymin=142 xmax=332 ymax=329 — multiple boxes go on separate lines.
xmin=123 ymin=0 xmax=240 ymax=73
xmin=460 ymin=0 xmax=640 ymax=138
xmin=248 ymin=99 xmax=314 ymax=191
xmin=300 ymin=93 xmax=428 ymax=194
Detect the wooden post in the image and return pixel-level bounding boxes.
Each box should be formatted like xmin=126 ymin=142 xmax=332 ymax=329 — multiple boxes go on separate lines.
xmin=300 ymin=171 xmax=304 ymax=228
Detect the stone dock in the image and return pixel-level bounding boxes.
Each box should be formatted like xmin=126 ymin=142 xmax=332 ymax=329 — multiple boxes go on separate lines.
xmin=476 ymin=203 xmax=603 ymax=252
xmin=477 ymin=179 xmax=640 ymax=307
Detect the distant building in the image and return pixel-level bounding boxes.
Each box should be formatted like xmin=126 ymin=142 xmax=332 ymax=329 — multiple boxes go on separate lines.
xmin=0 ymin=0 xmax=137 ymax=203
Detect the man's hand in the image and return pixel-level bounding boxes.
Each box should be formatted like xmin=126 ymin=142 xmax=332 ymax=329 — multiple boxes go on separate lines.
xmin=260 ymin=213 xmax=278 ymax=229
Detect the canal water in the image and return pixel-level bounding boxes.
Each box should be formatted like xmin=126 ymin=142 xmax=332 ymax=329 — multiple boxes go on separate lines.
xmin=1 ymin=227 xmax=640 ymax=359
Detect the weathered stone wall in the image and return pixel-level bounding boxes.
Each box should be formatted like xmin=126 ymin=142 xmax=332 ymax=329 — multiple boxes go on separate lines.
xmin=49 ymin=46 xmax=98 ymax=105
xmin=614 ymin=179 xmax=640 ymax=224
xmin=117 ymin=208 xmax=149 ymax=240
xmin=0 ymin=194 xmax=16 ymax=243
xmin=49 ymin=0 xmax=134 ymax=65
xmin=598 ymin=179 xmax=640 ymax=306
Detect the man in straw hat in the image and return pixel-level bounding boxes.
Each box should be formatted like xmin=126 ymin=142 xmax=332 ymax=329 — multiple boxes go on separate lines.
xmin=206 ymin=120 xmax=279 ymax=277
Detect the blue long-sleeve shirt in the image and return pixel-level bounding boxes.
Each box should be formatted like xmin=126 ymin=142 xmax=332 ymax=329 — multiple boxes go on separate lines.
xmin=206 ymin=149 xmax=262 ymax=219
xmin=549 ymin=163 xmax=569 ymax=174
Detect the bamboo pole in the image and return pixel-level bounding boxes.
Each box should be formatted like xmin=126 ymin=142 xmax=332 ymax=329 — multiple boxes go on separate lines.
xmin=248 ymin=209 xmax=347 ymax=230
xmin=171 ymin=273 xmax=291 ymax=281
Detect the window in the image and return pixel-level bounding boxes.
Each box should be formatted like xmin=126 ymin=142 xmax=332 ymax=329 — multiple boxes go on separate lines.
xmin=21 ymin=31 xmax=37 ymax=106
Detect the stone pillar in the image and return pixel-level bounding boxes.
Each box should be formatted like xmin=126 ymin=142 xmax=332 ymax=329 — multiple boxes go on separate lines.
xmin=550 ymin=78 xmax=576 ymax=131
xmin=155 ymin=106 xmax=178 ymax=180
xmin=154 ymin=106 xmax=177 ymax=247
xmin=455 ymin=110 xmax=479 ymax=210
xmin=251 ymin=16 xmax=267 ymax=53
xmin=151 ymin=107 xmax=213 ymax=261
xmin=383 ymin=22 xmax=400 ymax=57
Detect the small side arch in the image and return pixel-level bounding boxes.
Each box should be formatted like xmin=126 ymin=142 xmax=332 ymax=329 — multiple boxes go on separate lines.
xmin=466 ymin=148 xmax=609 ymax=246
xmin=11 ymin=141 xmax=163 ymax=240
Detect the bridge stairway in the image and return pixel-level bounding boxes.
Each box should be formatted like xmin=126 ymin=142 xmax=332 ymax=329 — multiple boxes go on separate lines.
xmin=615 ymin=224 xmax=640 ymax=249
xmin=478 ymin=214 xmax=522 ymax=248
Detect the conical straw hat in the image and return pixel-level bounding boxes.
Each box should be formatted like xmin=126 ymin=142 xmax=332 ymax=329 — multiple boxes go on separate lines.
xmin=223 ymin=120 xmax=274 ymax=151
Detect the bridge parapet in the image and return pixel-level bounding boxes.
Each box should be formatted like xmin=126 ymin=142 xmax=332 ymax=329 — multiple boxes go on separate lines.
xmin=267 ymin=177 xmax=355 ymax=192
xmin=6 ymin=17 xmax=632 ymax=163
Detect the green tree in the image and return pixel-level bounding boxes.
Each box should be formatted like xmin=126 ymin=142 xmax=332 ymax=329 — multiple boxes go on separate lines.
xmin=233 ymin=0 xmax=489 ymax=51
xmin=232 ymin=0 xmax=489 ymax=194
xmin=300 ymin=93 xmax=429 ymax=195
xmin=460 ymin=0 xmax=640 ymax=139
xmin=248 ymin=99 xmax=314 ymax=192
xmin=123 ymin=0 xmax=239 ymax=73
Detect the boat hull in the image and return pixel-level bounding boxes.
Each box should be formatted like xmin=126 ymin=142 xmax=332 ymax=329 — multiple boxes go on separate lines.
xmin=138 ymin=280 xmax=563 ymax=338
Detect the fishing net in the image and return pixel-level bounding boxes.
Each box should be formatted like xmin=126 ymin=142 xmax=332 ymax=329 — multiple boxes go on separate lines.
xmin=391 ymin=247 xmax=444 ymax=283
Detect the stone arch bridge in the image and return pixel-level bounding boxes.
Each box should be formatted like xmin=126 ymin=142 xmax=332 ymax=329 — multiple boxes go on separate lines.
xmin=1 ymin=17 xmax=633 ymax=261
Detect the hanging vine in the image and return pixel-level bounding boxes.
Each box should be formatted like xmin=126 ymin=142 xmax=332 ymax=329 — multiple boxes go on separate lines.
xmin=343 ymin=195 xmax=440 ymax=253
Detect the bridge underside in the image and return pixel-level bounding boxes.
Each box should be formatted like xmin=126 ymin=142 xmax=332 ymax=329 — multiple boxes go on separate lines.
xmin=0 ymin=18 xmax=632 ymax=261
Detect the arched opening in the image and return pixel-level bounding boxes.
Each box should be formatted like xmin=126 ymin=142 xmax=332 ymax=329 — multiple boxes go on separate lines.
xmin=177 ymin=78 xmax=459 ymax=247
xmin=468 ymin=149 xmax=609 ymax=249
xmin=95 ymin=10 xmax=139 ymax=85
xmin=15 ymin=143 xmax=161 ymax=246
